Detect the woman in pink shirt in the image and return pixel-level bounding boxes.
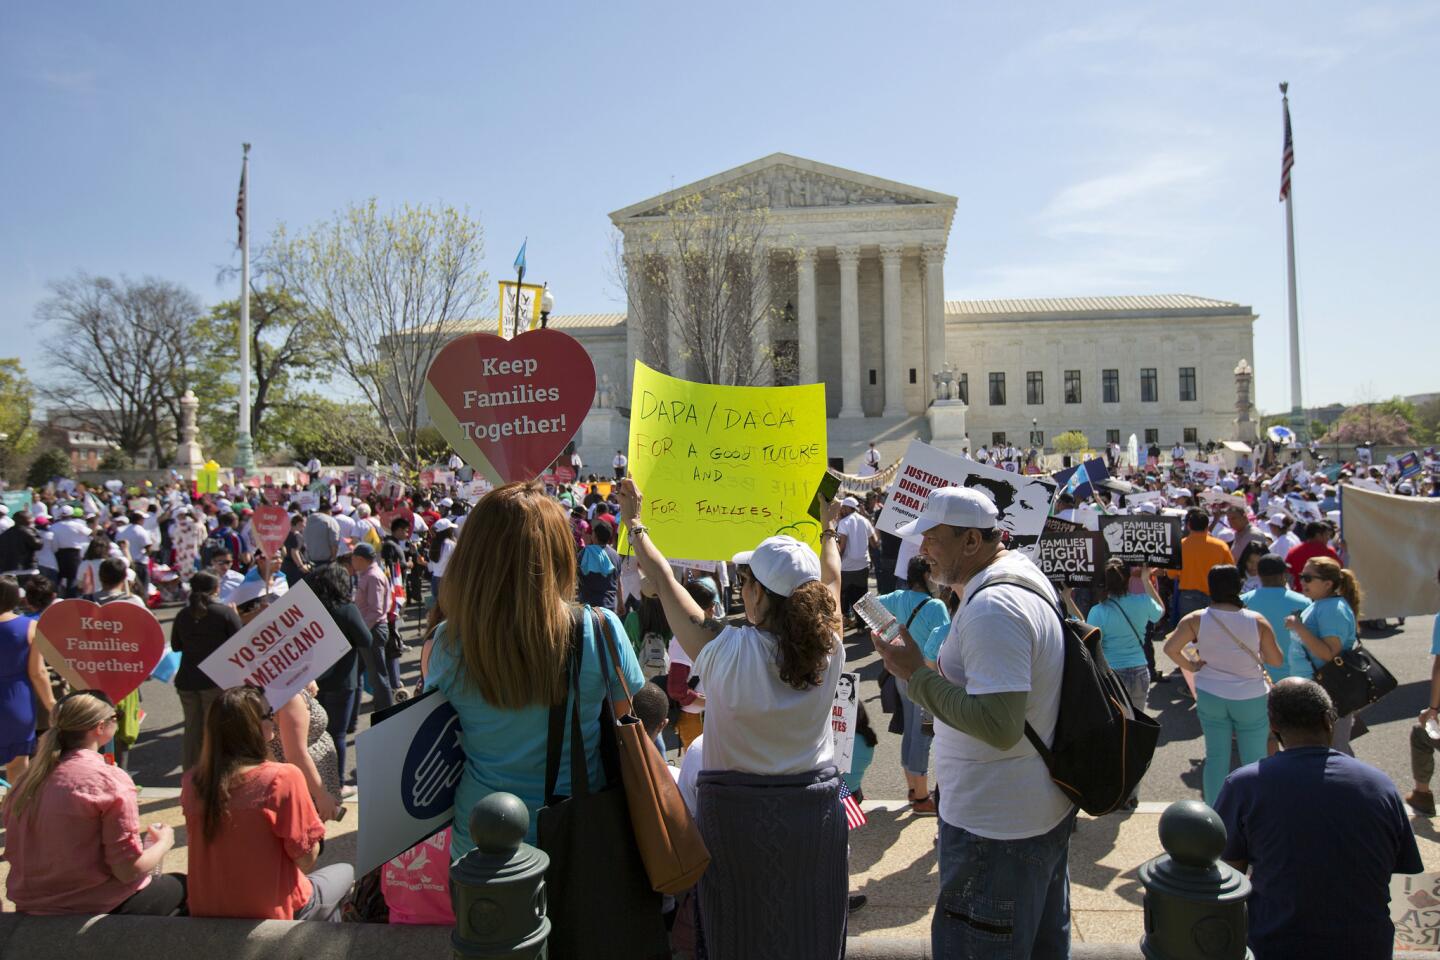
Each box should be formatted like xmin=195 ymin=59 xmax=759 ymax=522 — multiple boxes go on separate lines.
xmin=181 ymin=686 xmax=352 ymax=921
xmin=2 ymin=690 xmax=185 ymax=915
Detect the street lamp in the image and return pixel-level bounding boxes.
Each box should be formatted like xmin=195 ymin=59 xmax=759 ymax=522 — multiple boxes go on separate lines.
xmin=540 ymin=285 xmax=555 ymax=328
xmin=1031 ymin=417 xmax=1040 ymax=448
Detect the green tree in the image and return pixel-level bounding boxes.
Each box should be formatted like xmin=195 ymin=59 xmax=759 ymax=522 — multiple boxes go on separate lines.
xmin=0 ymin=358 xmax=37 ymax=481
xmin=191 ymin=287 xmax=328 ymax=455
xmin=1415 ymin=398 xmax=1440 ymax=445
xmin=271 ymin=393 xmax=389 ymax=466
xmin=1053 ymin=430 xmax=1090 ymax=457
xmin=269 ymin=201 xmax=490 ymax=471
xmin=26 ymin=448 xmax=71 ymax=488
xmin=1327 ymin=405 xmax=1412 ymax=445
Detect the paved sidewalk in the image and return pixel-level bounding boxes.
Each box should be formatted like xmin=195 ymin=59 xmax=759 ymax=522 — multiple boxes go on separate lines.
xmin=5 ymin=792 xmax=1439 ymax=945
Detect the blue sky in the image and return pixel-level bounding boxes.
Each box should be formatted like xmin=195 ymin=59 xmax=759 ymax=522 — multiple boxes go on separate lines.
xmin=3 ymin=1 xmax=1436 ymax=415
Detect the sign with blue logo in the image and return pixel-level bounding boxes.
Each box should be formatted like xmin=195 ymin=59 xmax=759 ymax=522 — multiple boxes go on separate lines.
xmin=356 ymin=689 xmax=466 ymax=876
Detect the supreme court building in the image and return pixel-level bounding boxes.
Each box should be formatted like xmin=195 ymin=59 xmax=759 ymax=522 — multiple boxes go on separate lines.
xmin=543 ymin=154 xmax=1257 ymax=469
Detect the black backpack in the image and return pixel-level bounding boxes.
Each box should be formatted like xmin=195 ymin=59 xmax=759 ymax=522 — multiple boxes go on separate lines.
xmin=967 ymin=574 xmax=1160 ymax=816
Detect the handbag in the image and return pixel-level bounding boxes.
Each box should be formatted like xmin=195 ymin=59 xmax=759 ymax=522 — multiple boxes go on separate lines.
xmin=1314 ymin=641 xmax=1397 ymax=717
xmin=591 ymin=608 xmax=711 ymax=894
xmin=536 ymin=608 xmax=668 ymax=960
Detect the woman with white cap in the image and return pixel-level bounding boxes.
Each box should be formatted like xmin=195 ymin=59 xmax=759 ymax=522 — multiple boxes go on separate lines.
xmin=426 ymin=518 xmax=455 ymax=610
xmin=616 ymin=477 xmax=848 ymax=959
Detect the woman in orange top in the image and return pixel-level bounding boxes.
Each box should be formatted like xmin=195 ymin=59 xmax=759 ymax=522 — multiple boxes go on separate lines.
xmin=180 ymin=687 xmax=353 ymax=921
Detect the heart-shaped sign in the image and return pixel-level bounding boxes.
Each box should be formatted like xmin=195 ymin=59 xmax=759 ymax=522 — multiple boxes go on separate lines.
xmin=35 ymin=599 xmax=167 ymax=702
xmin=424 ymin=329 xmax=596 ymax=485
xmin=252 ymin=504 xmax=291 ymax=559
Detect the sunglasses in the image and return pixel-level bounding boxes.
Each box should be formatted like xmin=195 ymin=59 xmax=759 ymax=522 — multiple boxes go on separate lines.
xmin=1299 ymin=573 xmax=1328 ymax=584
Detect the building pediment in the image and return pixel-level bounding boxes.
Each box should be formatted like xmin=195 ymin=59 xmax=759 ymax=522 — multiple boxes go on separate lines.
xmin=610 ymin=153 xmax=956 ymax=222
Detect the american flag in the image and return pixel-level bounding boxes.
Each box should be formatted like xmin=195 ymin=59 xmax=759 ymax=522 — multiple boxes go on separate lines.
xmin=839 ymin=780 xmax=867 ymax=830
xmin=1279 ymin=97 xmax=1295 ymax=202
xmin=236 ymin=158 xmax=247 ymax=247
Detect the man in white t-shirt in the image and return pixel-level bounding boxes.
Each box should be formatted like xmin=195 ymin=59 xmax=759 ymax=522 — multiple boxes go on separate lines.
xmin=835 ymin=497 xmax=874 ymax=624
xmin=862 ymin=442 xmax=882 ymax=476
xmin=1171 ymin=441 xmax=1187 ymax=462
xmin=613 ymin=449 xmax=628 ymax=480
xmin=871 ymin=486 xmax=1074 ymax=958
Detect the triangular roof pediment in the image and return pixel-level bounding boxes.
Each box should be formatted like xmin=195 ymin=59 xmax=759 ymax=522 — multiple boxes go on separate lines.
xmin=609 ymin=153 xmax=957 ymax=222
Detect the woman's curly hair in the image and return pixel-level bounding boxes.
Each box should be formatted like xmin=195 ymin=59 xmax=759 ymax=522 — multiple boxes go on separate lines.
xmin=761 ymin=580 xmax=840 ymax=691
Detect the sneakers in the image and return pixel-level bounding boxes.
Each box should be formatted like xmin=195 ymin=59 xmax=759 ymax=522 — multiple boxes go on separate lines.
xmin=1407 ymin=790 xmax=1435 ymax=816
xmin=909 ymin=797 xmax=938 ymax=816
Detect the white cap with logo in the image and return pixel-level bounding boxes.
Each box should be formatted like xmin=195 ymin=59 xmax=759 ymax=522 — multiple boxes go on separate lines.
xmin=894 ymin=486 xmax=999 ymax=540
xmin=732 ymin=535 xmax=821 ymax=598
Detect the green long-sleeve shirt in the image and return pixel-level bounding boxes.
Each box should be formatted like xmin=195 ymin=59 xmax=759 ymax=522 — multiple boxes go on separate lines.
xmin=906 ymin=667 xmax=1029 ymax=751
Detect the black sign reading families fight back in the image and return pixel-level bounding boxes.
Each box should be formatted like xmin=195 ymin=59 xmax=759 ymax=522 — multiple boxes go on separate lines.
xmin=1034 ymin=529 xmax=1102 ymax=588
xmin=1098 ymin=515 xmax=1184 ymax=569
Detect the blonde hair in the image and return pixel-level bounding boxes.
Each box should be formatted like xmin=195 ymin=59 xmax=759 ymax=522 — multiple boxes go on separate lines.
xmin=1306 ymin=556 xmax=1363 ymax=615
xmin=439 ymin=482 xmax=577 ymax=709
xmin=3 ymin=692 xmax=115 ymax=819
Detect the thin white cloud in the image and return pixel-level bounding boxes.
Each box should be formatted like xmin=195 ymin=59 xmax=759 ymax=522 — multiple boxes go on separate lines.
xmin=38 ymin=70 xmax=97 ymax=93
xmin=1040 ymin=152 xmax=1214 ymax=222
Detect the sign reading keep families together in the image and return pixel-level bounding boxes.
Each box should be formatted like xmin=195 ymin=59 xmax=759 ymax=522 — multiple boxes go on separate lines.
xmin=625 ymin=361 xmax=828 ymax=561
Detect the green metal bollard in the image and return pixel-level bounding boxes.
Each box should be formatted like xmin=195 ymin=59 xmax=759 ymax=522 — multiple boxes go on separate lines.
xmin=450 ymin=792 xmax=550 ymax=960
xmin=1138 ymin=799 xmax=1252 ymax=959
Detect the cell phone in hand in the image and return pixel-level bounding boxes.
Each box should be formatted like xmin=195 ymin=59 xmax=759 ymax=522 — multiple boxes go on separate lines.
xmin=807 ymin=472 xmax=842 ymax=523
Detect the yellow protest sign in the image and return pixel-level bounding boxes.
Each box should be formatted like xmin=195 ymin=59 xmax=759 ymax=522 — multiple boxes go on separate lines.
xmin=626 ymin=361 xmax=827 ymax=561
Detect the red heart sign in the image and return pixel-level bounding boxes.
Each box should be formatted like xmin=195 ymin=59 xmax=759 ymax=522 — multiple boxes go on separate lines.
xmin=252 ymin=504 xmax=291 ymax=559
xmin=424 ymin=329 xmax=596 ymax=485
xmin=35 ymin=599 xmax=167 ymax=702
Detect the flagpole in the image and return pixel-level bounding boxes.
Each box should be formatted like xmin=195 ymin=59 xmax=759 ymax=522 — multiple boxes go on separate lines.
xmin=235 ymin=143 xmax=255 ymax=473
xmin=1280 ymin=83 xmax=1304 ymax=440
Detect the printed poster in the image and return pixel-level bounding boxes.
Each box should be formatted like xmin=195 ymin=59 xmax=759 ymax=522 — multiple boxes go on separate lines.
xmin=830 ymin=672 xmax=860 ymax=775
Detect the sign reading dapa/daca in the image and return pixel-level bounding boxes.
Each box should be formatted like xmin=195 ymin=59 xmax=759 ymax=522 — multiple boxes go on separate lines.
xmin=355 ymin=689 xmax=466 ymax=877
xmin=625 ymin=360 xmax=828 ymax=561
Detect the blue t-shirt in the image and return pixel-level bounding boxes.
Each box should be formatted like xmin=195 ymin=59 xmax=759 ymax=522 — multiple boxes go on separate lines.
xmin=876 ymin=590 xmax=949 ymax=660
xmin=1287 ymin=595 xmax=1357 ymax=676
xmin=842 ymin=734 xmax=875 ymax=797
xmin=1086 ymin=595 xmax=1163 ymax=670
xmin=1241 ymin=586 xmax=1311 ymax=682
xmin=1215 ymin=747 xmax=1422 ymax=959
xmin=426 ymin=606 xmax=645 ymax=856
xmin=925 ymin=621 xmax=949 ymax=662
xmin=1431 ymin=614 xmax=1440 ymax=656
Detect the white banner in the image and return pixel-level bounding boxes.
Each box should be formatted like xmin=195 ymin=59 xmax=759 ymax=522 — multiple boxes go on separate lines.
xmin=1124 ymin=490 xmax=1165 ymax=507
xmin=877 ymin=440 xmax=1057 ymax=556
xmin=830 ymin=672 xmax=860 ymax=774
xmin=356 ymin=690 xmax=465 ymax=877
xmin=198 ymin=581 xmax=350 ymax=711
xmin=1187 ymin=461 xmax=1221 ymax=485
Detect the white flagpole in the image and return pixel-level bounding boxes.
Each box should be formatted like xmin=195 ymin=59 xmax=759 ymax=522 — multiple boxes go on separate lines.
xmin=236 ymin=143 xmax=254 ymax=472
xmin=1280 ymin=84 xmax=1304 ymax=438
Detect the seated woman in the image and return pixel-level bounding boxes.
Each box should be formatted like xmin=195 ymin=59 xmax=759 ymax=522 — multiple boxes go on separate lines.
xmin=181 ymin=686 xmax=353 ymax=921
xmin=617 ymin=478 xmax=848 ymax=960
xmin=2 ymin=690 xmax=185 ymax=915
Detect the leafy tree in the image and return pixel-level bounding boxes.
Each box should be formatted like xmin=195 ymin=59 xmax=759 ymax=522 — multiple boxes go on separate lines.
xmin=272 ymin=393 xmax=389 ymax=466
xmin=1053 ymin=430 xmax=1090 ymax=457
xmin=26 ymin=448 xmax=71 ymax=488
xmin=98 ymin=450 xmax=135 ymax=471
xmin=37 ymin=273 xmax=200 ymax=464
xmin=0 ymin=358 xmax=37 ymax=481
xmin=1415 ymin=398 xmax=1440 ymax=445
xmin=191 ymin=287 xmax=328 ymax=455
xmin=1326 ymin=406 xmax=1412 ymax=445
xmin=269 ymin=201 xmax=490 ymax=471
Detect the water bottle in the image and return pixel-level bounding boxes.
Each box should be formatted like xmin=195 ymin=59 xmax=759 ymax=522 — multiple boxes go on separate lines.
xmin=853 ymin=592 xmax=900 ymax=642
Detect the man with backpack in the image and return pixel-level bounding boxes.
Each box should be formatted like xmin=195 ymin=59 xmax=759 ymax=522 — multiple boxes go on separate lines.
xmin=871 ymin=486 xmax=1075 ymax=959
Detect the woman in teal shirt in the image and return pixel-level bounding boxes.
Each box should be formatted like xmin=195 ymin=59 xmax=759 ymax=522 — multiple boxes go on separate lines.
xmin=424 ymin=482 xmax=645 ymax=858
xmin=1067 ymin=560 xmax=1163 ymax=712
xmin=877 ymin=556 xmax=950 ymax=813
xmin=1286 ymin=555 xmax=1361 ymax=756
xmin=1239 ymin=553 xmax=1311 ymax=683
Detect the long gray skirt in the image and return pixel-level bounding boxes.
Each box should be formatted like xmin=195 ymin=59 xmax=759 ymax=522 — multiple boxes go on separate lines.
xmin=696 ymin=765 xmax=848 ymax=960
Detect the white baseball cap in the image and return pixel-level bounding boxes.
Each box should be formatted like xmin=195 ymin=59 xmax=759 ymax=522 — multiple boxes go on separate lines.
xmin=894 ymin=486 xmax=998 ymax=540
xmin=731 ymin=535 xmax=820 ymax=598
xmin=839 ymin=496 xmax=860 ymax=509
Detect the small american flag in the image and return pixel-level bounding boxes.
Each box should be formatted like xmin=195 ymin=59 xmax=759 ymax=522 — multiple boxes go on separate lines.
xmin=1279 ymin=96 xmax=1295 ymax=202
xmin=839 ymin=780 xmax=867 ymax=830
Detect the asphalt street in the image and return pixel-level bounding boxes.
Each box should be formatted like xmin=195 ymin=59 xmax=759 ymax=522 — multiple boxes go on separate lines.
xmin=126 ymin=595 xmax=1440 ymax=811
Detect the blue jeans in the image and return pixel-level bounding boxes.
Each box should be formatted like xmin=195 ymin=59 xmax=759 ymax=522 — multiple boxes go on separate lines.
xmin=897 ymin=679 xmax=931 ymax=777
xmin=934 ymin=810 xmax=1076 ymax=959
xmin=1194 ymin=689 xmax=1269 ymax=806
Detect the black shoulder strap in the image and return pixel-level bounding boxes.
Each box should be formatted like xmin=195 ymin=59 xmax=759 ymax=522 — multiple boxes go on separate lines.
xmin=544 ymin=606 xmax=589 ymax=806
xmin=1109 ymin=599 xmax=1145 ymax=644
xmin=904 ymin=600 xmax=926 ymax=631
xmin=965 ymin=573 xmax=1065 ymax=762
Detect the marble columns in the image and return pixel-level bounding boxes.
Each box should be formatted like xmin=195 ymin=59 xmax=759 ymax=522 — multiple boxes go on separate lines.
xmin=880 ymin=243 xmax=905 ymax=417
xmin=837 ymin=246 xmax=862 ymax=418
xmin=796 ymin=248 xmax=817 ymax=385
xmin=921 ymin=243 xmax=946 ymax=405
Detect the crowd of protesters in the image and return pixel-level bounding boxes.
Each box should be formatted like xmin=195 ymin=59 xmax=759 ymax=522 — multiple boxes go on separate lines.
xmin=0 ymin=438 xmax=1435 ymax=959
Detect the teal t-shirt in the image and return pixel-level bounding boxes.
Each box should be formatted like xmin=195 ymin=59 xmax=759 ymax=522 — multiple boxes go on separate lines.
xmin=1240 ymin=586 xmax=1311 ymax=682
xmin=1431 ymin=615 xmax=1440 ymax=656
xmin=925 ymin=621 xmax=950 ymax=662
xmin=425 ymin=606 xmax=645 ymax=857
xmin=1086 ymin=595 xmax=1163 ymax=670
xmin=877 ymin=589 xmax=950 ymax=660
xmin=1287 ymin=595 xmax=1357 ymax=676
xmin=842 ymin=734 xmax=876 ymax=796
